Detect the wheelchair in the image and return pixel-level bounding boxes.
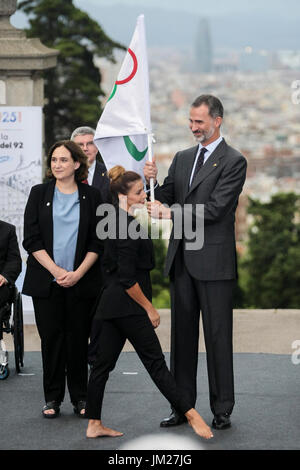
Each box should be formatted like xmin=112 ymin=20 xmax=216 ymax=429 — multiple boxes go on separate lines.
xmin=0 ymin=286 xmax=24 ymax=379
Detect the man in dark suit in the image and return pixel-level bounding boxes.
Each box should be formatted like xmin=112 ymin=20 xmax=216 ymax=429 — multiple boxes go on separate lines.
xmin=71 ymin=126 xmax=110 ymax=202
xmin=0 ymin=220 xmax=22 ymax=307
xmin=144 ymin=95 xmax=247 ymax=430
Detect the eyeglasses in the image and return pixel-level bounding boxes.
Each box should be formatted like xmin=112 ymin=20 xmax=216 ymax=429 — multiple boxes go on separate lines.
xmin=77 ymin=141 xmax=95 ymax=148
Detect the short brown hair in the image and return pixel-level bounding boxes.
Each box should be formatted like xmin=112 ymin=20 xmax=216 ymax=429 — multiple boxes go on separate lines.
xmin=191 ymin=94 xmax=224 ymax=119
xmin=46 ymin=140 xmax=88 ymax=182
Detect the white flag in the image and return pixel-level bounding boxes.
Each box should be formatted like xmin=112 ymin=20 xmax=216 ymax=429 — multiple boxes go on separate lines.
xmin=94 ymin=15 xmax=152 ymax=177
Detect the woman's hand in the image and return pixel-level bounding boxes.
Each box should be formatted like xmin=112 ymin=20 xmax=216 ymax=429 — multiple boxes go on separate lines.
xmin=125 ymin=283 xmax=160 ymax=328
xmin=0 ymin=274 xmax=8 ymax=287
xmin=55 ymin=252 xmax=98 ymax=288
xmin=56 ymin=270 xmax=81 ymax=288
xmin=147 ymin=201 xmax=171 ymax=219
xmin=146 ymin=305 xmax=160 ymax=329
xmin=52 ymin=266 xmax=68 ymax=280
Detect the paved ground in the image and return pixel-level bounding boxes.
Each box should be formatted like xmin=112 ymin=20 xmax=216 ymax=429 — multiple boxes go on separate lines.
xmin=1 ymin=351 xmax=299 ymax=452
xmin=2 ymin=309 xmax=299 ymax=455
xmin=5 ymin=309 xmax=300 ymax=354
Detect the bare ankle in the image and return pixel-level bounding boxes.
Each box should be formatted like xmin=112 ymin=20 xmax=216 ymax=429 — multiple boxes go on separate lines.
xmin=185 ymin=408 xmax=197 ymax=420
xmin=88 ymin=419 xmax=102 ymax=427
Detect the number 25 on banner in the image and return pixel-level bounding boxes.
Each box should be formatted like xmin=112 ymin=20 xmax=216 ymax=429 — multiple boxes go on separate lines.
xmin=0 ymin=111 xmax=22 ymax=123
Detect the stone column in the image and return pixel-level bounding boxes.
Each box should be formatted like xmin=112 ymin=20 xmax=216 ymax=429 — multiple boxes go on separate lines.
xmin=0 ymin=0 xmax=58 ymax=106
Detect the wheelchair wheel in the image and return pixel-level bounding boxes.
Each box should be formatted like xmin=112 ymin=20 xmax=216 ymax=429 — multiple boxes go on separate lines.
xmin=0 ymin=364 xmax=10 ymax=380
xmin=12 ymin=290 xmax=24 ymax=373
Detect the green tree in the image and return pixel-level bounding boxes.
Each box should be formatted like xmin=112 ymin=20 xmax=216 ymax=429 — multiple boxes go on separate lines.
xmin=242 ymin=192 xmax=300 ymax=308
xmin=18 ymin=0 xmax=124 ymax=152
xmin=150 ymin=236 xmax=170 ymax=308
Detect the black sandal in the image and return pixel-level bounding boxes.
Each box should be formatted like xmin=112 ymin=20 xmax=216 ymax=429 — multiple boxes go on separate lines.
xmin=42 ymin=401 xmax=61 ymax=419
xmin=73 ymin=400 xmax=86 ymax=418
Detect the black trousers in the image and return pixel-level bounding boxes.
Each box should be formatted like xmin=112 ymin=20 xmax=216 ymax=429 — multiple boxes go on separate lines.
xmin=88 ymin=314 xmax=103 ymax=365
xmin=33 ymin=282 xmax=95 ymax=404
xmin=85 ymin=314 xmax=192 ymax=420
xmin=169 ymin=246 xmax=235 ymax=416
xmin=0 ymin=284 xmax=11 ymax=308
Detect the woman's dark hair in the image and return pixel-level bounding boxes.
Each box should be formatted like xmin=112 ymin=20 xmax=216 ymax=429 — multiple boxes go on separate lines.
xmin=108 ymin=165 xmax=142 ymax=202
xmin=46 ymin=140 xmax=88 ymax=182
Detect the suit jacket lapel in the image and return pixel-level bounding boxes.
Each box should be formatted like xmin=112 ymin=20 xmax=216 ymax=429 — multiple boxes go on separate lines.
xmin=44 ymin=180 xmax=56 ymax=257
xmin=182 ymin=146 xmax=199 ymax=200
xmin=92 ymin=161 xmax=101 ymax=188
xmin=75 ymin=182 xmax=88 ymax=268
xmin=186 ymin=139 xmax=226 ymax=197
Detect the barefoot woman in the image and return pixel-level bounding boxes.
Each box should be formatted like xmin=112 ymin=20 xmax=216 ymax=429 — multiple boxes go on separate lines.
xmin=85 ymin=166 xmax=213 ymax=440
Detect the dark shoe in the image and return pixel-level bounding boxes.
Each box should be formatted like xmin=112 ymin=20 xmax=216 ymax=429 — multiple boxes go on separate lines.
xmin=73 ymin=400 xmax=86 ymax=418
xmin=212 ymin=413 xmax=231 ymax=430
xmin=42 ymin=401 xmax=61 ymax=419
xmin=160 ymin=411 xmax=187 ymax=427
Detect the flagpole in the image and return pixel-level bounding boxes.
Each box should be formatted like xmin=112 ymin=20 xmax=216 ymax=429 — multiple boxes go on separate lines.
xmin=147 ymin=133 xmax=159 ymax=227
xmin=147 ymin=133 xmax=155 ymax=202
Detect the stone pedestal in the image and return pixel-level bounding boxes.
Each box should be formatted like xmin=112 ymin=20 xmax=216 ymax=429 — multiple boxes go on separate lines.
xmin=0 ymin=0 xmax=58 ymax=106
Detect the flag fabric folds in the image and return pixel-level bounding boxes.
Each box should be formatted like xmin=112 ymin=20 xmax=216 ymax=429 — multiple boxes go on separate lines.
xmin=94 ymin=15 xmax=152 ymax=178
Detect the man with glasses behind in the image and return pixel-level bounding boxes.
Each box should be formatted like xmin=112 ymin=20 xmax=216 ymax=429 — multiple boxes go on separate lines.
xmin=71 ymin=126 xmax=110 ymax=202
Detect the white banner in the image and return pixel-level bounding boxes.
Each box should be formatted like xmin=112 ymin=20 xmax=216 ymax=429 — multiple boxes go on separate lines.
xmin=0 ymin=106 xmax=43 ymax=240
xmin=0 ymin=106 xmax=43 ymax=322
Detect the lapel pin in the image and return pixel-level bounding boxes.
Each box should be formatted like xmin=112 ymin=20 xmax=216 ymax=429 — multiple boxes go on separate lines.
xmin=102 ymin=173 xmax=105 ymax=176
xmin=83 ymin=195 xmax=86 ymax=199
xmin=213 ymin=163 xmax=218 ymax=167
xmin=46 ymin=202 xmax=50 ymax=206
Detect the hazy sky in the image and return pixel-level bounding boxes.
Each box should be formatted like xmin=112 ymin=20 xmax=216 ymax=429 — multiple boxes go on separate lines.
xmin=73 ymin=0 xmax=300 ymax=18
xmin=13 ymin=0 xmax=300 ymax=22
xmin=12 ymin=0 xmax=300 ymax=51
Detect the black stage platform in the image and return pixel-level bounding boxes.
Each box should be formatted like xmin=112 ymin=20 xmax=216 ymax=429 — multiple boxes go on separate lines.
xmin=1 ymin=351 xmax=299 ymax=451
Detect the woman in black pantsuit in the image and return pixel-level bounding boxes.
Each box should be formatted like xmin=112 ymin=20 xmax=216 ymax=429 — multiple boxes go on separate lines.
xmin=22 ymin=140 xmax=103 ymax=418
xmin=85 ymin=166 xmax=213 ymax=440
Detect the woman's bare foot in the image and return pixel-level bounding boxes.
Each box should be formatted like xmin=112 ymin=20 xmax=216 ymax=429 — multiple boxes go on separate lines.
xmin=185 ymin=409 xmax=214 ymax=439
xmin=86 ymin=419 xmax=123 ymax=438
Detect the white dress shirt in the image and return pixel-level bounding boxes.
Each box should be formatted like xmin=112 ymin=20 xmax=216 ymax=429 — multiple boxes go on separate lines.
xmin=87 ymin=160 xmax=96 ymax=185
xmin=189 ymin=136 xmax=223 ymax=186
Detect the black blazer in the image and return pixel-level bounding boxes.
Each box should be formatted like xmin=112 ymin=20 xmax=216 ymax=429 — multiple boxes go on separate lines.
xmin=92 ymin=161 xmax=111 ymax=203
xmin=22 ymin=180 xmax=103 ymax=299
xmin=0 ymin=220 xmax=22 ymax=285
xmin=155 ymin=139 xmax=247 ymax=280
xmin=95 ymin=208 xmax=155 ymax=319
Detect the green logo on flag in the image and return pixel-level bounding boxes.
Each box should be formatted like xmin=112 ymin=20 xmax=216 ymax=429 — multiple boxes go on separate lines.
xmin=108 ymin=83 xmax=117 ymax=102
xmin=107 ymin=48 xmax=138 ymax=101
xmin=123 ymin=136 xmax=148 ymax=161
